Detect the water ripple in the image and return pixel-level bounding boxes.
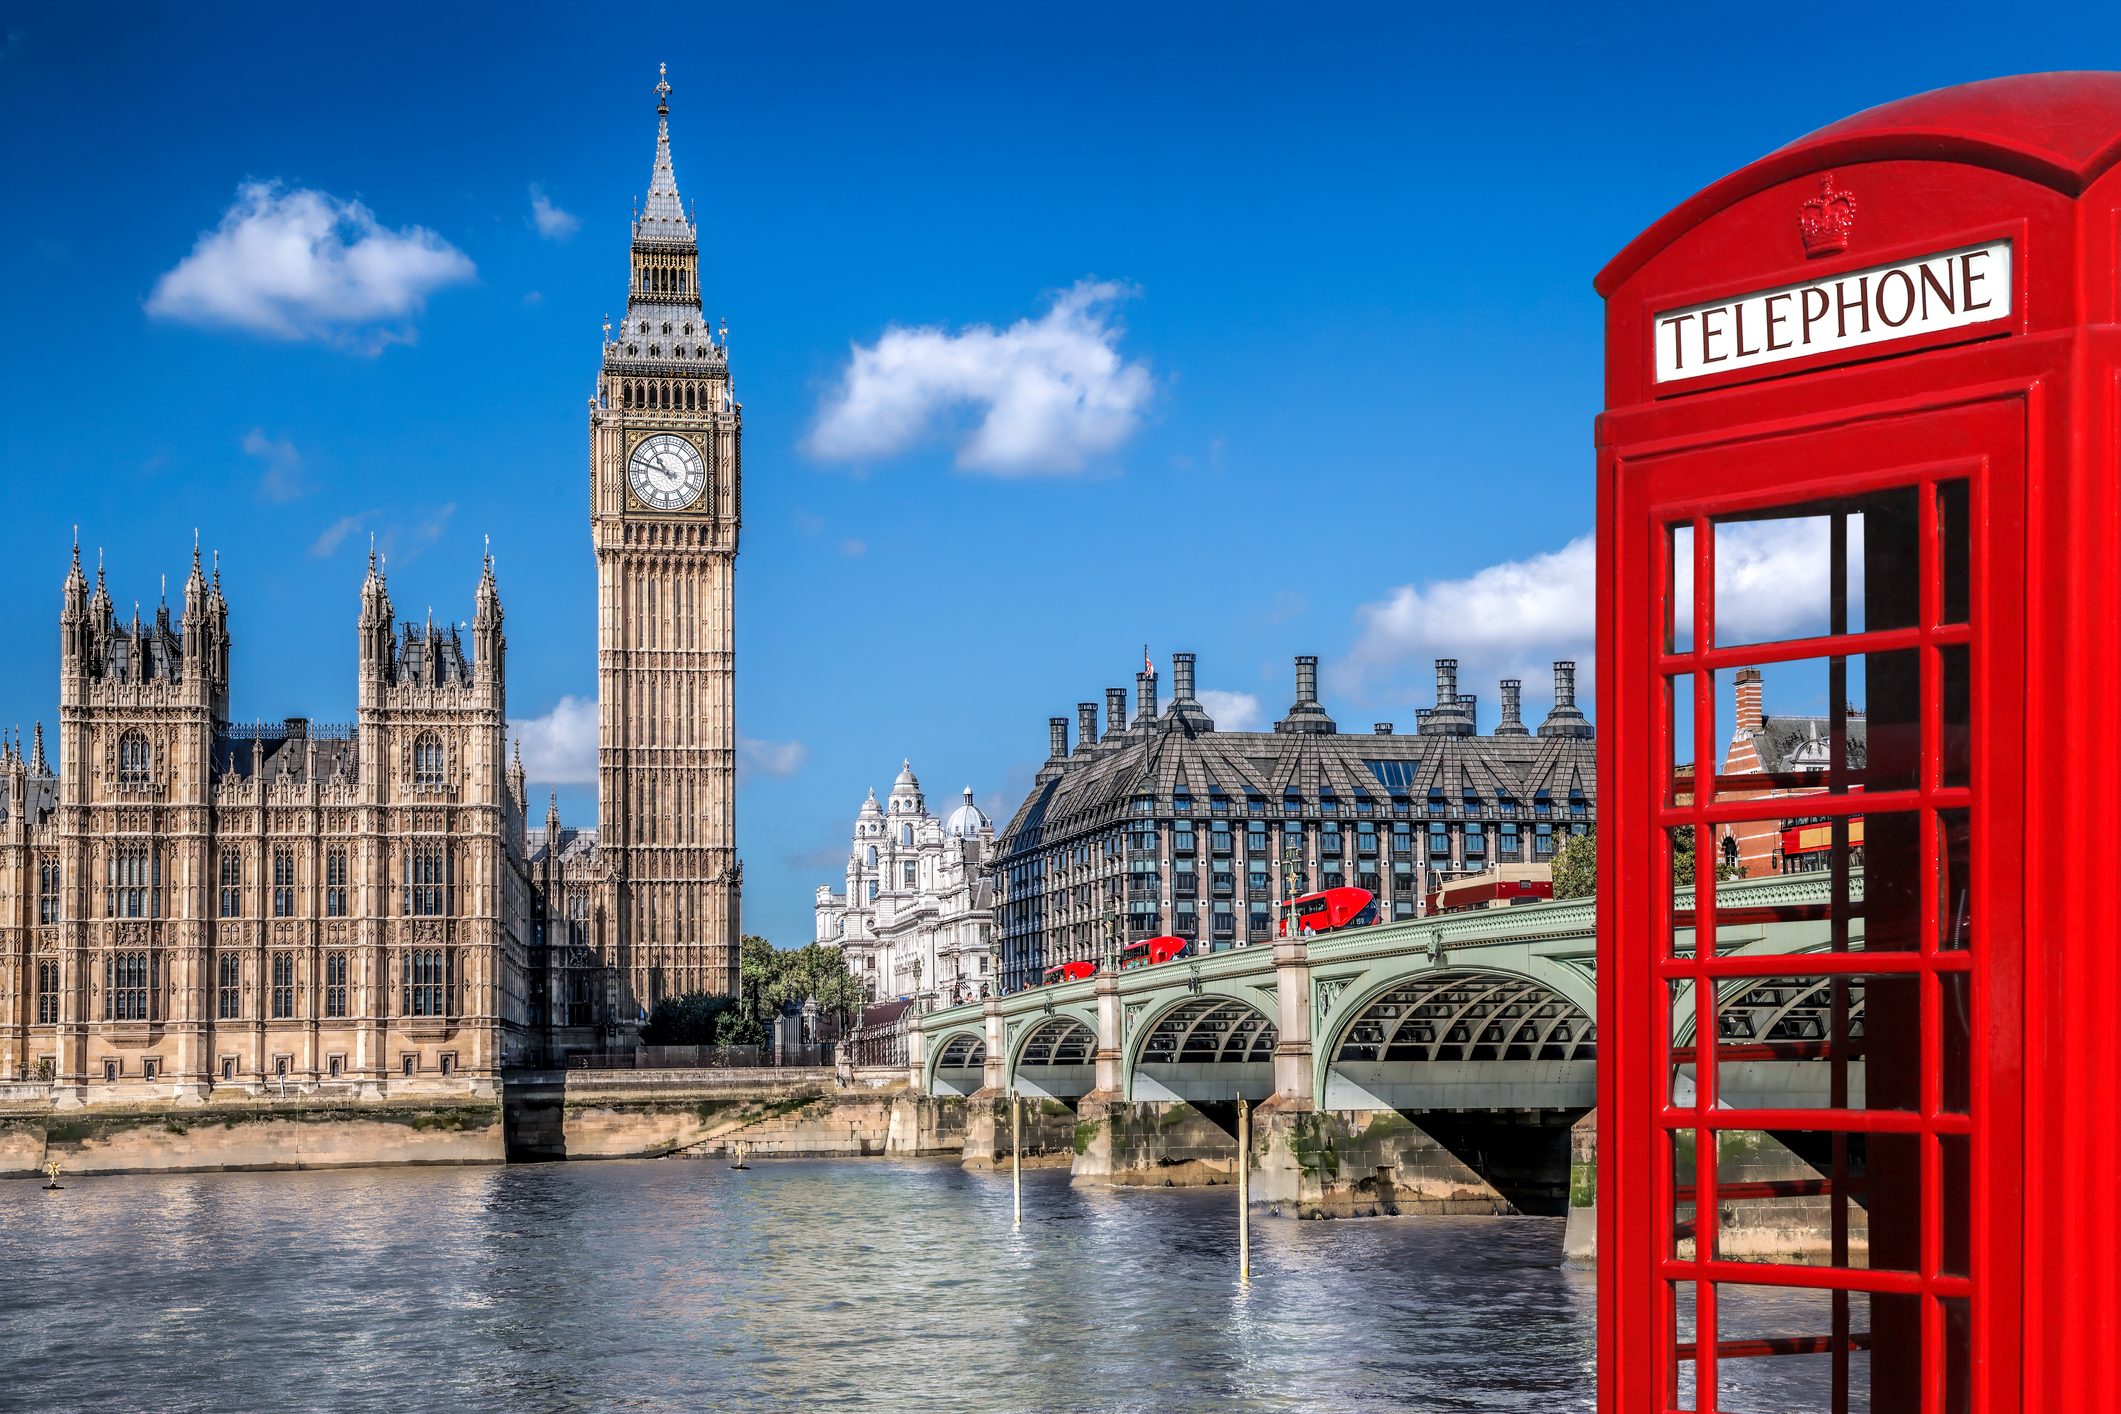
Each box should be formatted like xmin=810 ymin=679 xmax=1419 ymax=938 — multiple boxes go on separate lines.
xmin=0 ymin=1159 xmax=1600 ymax=1412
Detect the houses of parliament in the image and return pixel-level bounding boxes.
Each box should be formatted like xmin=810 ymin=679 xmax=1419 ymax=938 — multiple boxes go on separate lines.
xmin=0 ymin=70 xmax=740 ymax=1100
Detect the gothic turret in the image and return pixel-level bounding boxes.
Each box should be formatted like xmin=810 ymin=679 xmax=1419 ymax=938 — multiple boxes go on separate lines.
xmin=358 ymin=545 xmax=394 ymax=681
xmin=181 ymin=535 xmax=209 ymax=666
xmin=473 ymin=542 xmax=505 ymax=701
xmin=87 ymin=552 xmax=113 ymax=665
xmin=60 ymin=540 xmax=87 ymax=665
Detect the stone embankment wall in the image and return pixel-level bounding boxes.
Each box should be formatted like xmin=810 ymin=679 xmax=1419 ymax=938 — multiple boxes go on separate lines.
xmin=0 ymin=1100 xmax=504 ymax=1177
xmin=505 ymin=1069 xmax=966 ymax=1162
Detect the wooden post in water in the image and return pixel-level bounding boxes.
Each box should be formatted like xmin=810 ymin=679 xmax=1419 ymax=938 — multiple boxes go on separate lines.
xmin=1011 ymin=1092 xmax=1022 ymax=1229
xmin=1236 ymin=1093 xmax=1251 ymax=1284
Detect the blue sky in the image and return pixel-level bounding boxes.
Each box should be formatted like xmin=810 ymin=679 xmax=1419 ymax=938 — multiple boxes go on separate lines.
xmin=1 ymin=5 xmax=2111 ymax=948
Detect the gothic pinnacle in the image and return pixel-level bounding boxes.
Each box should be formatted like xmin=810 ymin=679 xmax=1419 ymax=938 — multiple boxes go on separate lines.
xmin=30 ymin=721 xmax=47 ymax=775
xmin=656 ymin=61 xmax=671 ymax=116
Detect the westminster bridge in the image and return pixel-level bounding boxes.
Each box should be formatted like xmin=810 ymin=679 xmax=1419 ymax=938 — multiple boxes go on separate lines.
xmin=908 ymin=870 xmax=1853 ymax=1231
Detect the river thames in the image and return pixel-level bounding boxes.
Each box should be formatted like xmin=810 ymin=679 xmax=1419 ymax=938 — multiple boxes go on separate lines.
xmin=0 ymin=1155 xmax=1891 ymax=1411
xmin=1 ymin=1157 xmax=1605 ymax=1411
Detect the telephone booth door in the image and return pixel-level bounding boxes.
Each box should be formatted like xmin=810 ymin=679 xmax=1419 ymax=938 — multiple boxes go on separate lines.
xmin=1603 ymin=396 xmax=2022 ymax=1413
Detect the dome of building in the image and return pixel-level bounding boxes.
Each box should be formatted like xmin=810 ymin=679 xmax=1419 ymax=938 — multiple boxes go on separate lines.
xmin=944 ymin=786 xmax=989 ymax=839
xmin=892 ymin=759 xmax=920 ymax=792
xmin=858 ymin=787 xmax=882 ymax=818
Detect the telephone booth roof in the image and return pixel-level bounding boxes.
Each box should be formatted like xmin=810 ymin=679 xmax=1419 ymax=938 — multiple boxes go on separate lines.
xmin=1597 ymin=71 xmax=2121 ymax=295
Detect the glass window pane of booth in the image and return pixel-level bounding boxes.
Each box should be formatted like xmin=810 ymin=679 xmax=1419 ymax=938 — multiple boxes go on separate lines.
xmin=1645 ymin=462 xmax=1976 ymax=1409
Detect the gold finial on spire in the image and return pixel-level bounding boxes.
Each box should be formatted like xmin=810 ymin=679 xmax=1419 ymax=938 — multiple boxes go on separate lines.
xmin=656 ymin=62 xmax=671 ymax=116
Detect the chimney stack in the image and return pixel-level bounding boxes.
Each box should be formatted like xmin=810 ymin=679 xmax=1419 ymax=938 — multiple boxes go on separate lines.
xmin=1076 ymin=702 xmax=1099 ymax=753
xmin=1172 ymin=652 xmax=1197 ymax=705
xmin=1420 ymin=657 xmax=1476 ymax=736
xmin=1538 ymin=660 xmax=1595 ymax=739
xmin=1275 ymin=654 xmax=1337 ymax=734
xmin=1497 ymin=678 xmax=1529 ymax=736
xmin=1734 ymin=666 xmax=1764 ymax=733
xmin=1036 ymin=716 xmax=1072 ymax=784
xmin=1105 ymin=687 xmax=1129 ymax=738
xmin=1373 ymin=722 xmax=1394 ymax=735
xmin=1166 ymin=651 xmax=1215 ymax=729
xmin=1136 ymin=669 xmax=1159 ymax=725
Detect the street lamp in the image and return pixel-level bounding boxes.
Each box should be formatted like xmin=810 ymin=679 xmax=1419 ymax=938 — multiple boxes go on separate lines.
xmin=1281 ymin=858 xmax=1306 ymax=941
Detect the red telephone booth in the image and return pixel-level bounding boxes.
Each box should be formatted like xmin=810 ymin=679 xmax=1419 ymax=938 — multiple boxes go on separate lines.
xmin=1598 ymin=74 xmax=2121 ymax=1412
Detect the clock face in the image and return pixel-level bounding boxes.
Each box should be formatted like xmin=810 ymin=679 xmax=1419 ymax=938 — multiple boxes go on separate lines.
xmin=627 ymin=433 xmax=707 ymax=511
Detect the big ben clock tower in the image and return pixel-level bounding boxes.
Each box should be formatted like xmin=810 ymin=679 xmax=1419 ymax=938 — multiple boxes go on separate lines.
xmin=590 ymin=64 xmax=741 ymax=1012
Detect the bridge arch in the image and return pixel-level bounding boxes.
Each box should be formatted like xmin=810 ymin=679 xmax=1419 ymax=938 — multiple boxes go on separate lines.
xmin=1317 ymin=965 xmax=1597 ymax=1113
xmin=926 ymin=1029 xmax=987 ymax=1097
xmin=1670 ymin=969 xmax=1874 ymax=1110
xmin=1008 ymin=1014 xmax=1098 ymax=1100
xmin=1124 ymin=990 xmax=1277 ymax=1103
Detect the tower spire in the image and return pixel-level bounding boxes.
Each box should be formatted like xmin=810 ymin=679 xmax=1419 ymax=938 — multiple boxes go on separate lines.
xmin=635 ymin=62 xmax=692 ymax=243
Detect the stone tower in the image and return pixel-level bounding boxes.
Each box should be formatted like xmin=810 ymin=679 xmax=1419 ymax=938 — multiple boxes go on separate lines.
xmin=588 ymin=64 xmax=742 ymax=1014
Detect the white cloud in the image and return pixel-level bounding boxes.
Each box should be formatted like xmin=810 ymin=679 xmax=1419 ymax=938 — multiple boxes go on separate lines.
xmin=1334 ymin=534 xmax=1595 ymax=717
xmin=1198 ymin=689 xmax=1263 ymax=732
xmin=806 ymin=279 xmax=1154 ymax=475
xmin=740 ymin=738 xmax=809 ymax=780
xmin=528 ymin=184 xmax=579 ymax=240
xmin=148 ymin=181 xmax=474 ymax=348
xmin=244 ymin=427 xmax=305 ymax=501
xmin=309 ymin=509 xmax=377 ymax=558
xmin=512 ymin=696 xmax=598 ymax=785
xmin=1683 ymin=516 xmax=1860 ymax=647
xmin=840 ymin=538 xmax=867 ymax=558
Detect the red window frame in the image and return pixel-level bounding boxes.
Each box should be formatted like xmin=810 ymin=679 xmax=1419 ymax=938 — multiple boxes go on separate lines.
xmin=1602 ymin=397 xmax=2024 ymax=1413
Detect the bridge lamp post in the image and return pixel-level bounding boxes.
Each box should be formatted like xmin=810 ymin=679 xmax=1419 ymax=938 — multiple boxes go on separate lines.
xmin=1280 ymin=860 xmax=1305 ymax=940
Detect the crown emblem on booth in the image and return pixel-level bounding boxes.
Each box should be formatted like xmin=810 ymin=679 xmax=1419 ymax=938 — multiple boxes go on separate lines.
xmin=1798 ymin=174 xmax=1857 ymax=257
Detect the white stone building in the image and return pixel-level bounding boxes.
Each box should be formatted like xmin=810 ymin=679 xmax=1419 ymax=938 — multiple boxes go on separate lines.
xmin=813 ymin=762 xmax=995 ymax=1005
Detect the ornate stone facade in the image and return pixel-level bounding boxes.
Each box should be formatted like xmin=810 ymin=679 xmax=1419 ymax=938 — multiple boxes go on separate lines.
xmin=588 ymin=67 xmax=743 ymax=1012
xmin=814 ymin=762 xmax=995 ymax=1006
xmin=0 ymin=68 xmax=748 ymax=1094
xmin=0 ymin=547 xmax=530 ymax=1100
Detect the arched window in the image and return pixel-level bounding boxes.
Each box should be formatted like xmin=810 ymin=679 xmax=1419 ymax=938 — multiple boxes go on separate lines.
xmin=866 ymin=845 xmax=877 ymax=868
xmin=117 ymin=729 xmax=150 ymax=787
xmin=412 ymin=732 xmax=445 ymax=788
xmin=901 ymin=824 xmax=914 ymax=847
xmin=218 ymin=847 xmax=241 ymax=917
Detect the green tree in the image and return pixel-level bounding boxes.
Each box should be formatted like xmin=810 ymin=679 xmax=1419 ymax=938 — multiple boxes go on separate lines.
xmin=639 ymin=992 xmax=735 ymax=1045
xmin=729 ymin=935 xmax=868 ymax=1036
xmin=714 ymin=1007 xmax=765 ymax=1047
xmin=1549 ymin=824 xmax=1745 ymax=902
xmin=1551 ymin=828 xmax=1598 ymax=899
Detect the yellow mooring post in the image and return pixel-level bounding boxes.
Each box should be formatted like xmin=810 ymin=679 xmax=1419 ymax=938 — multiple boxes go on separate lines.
xmin=1236 ymin=1093 xmax=1251 ymax=1284
xmin=1011 ymin=1092 xmax=1023 ymax=1229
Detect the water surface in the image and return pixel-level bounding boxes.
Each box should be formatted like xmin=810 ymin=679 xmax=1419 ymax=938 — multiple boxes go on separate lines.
xmin=0 ymin=1159 xmax=1597 ymax=1411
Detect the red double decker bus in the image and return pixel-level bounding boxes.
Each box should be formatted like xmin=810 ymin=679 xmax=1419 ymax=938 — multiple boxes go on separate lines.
xmin=1277 ymin=886 xmax=1377 ymax=937
xmin=1116 ymin=935 xmax=1188 ymax=970
xmin=1037 ymin=960 xmax=1096 ymax=987
xmin=1424 ymin=863 xmax=1555 ymax=915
